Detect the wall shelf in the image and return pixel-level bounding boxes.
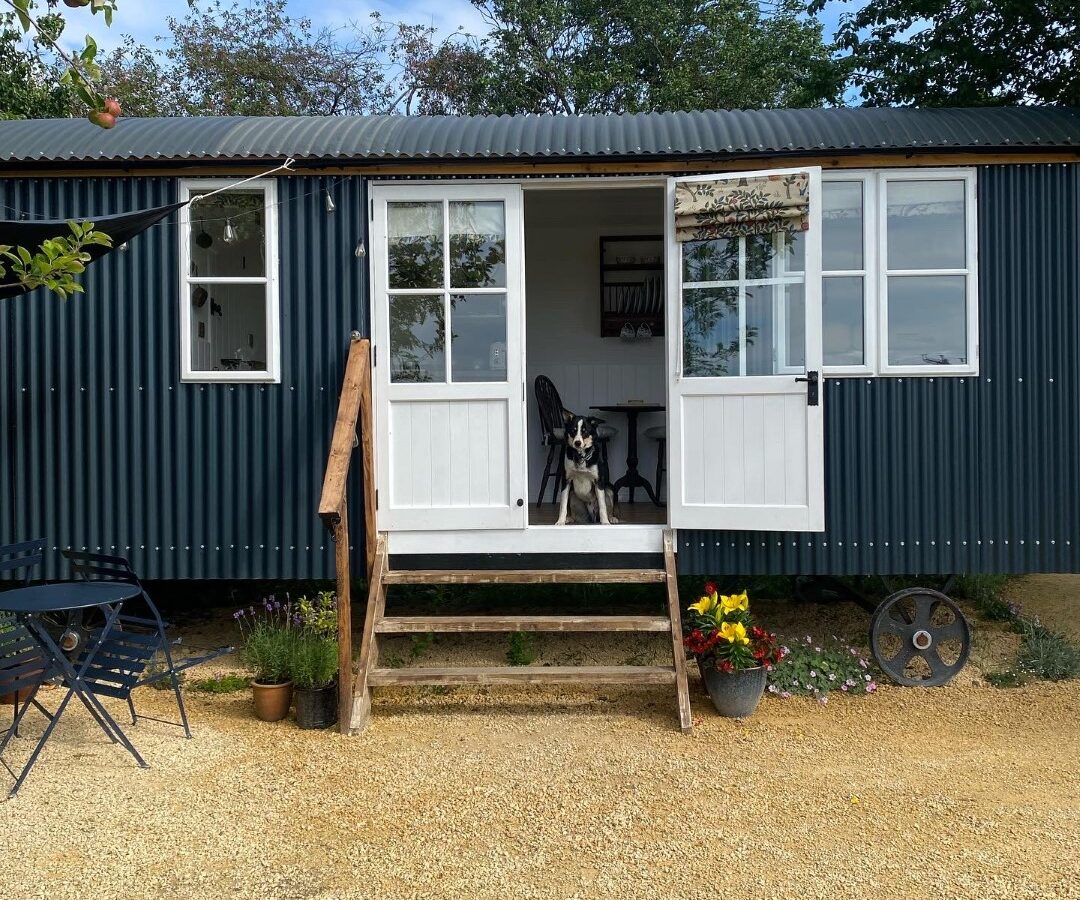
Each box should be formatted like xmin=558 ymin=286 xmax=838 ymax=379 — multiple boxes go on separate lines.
xmin=600 ymin=234 xmax=665 ymax=338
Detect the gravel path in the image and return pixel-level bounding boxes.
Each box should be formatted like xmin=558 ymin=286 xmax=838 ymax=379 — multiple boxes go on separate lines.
xmin=2 ymin=577 xmax=1077 ymax=899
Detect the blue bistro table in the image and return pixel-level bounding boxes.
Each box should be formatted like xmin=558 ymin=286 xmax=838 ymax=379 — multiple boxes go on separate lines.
xmin=0 ymin=581 xmax=146 ymax=798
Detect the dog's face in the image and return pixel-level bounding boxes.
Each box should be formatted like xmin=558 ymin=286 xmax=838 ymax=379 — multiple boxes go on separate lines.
xmin=563 ymin=412 xmax=599 ymax=453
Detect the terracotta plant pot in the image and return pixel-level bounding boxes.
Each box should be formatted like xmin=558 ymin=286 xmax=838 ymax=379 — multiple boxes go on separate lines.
xmin=251 ymin=679 xmax=293 ymax=722
xmin=699 ymin=662 xmax=768 ymax=718
xmin=0 ymin=666 xmax=46 ymax=705
xmin=294 ymin=680 xmax=338 ymax=730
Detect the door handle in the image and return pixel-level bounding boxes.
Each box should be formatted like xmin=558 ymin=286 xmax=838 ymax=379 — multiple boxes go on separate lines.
xmin=795 ymin=370 xmax=819 ymax=406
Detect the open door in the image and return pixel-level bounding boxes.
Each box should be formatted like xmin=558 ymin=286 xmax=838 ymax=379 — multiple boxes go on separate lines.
xmin=371 ymin=184 xmax=526 ymax=531
xmin=665 ymin=167 xmax=825 ymax=532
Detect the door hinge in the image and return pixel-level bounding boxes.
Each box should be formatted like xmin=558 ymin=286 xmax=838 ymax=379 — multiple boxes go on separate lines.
xmin=369 ymin=198 xmax=374 ymax=220
xmin=372 ymin=345 xmax=376 ymax=367
xmin=375 ymin=489 xmax=379 ymax=510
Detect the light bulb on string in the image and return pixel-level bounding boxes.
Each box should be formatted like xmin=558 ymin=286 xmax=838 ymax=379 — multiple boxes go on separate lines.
xmin=324 ymin=190 xmax=336 ymax=213
xmin=223 ymin=219 xmax=238 ymax=243
xmin=354 ymin=239 xmax=366 ymax=258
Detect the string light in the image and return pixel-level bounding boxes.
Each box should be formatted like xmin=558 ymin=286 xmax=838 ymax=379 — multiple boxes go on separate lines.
xmin=354 ymin=239 xmax=366 ymax=258
xmin=223 ymin=219 xmax=238 ymax=243
xmin=324 ymin=190 xmax=336 ymax=213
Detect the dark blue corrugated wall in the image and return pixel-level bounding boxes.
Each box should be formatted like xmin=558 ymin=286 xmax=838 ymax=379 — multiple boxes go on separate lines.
xmin=0 ymin=175 xmax=367 ymax=578
xmin=678 ymin=163 xmax=1080 ymax=575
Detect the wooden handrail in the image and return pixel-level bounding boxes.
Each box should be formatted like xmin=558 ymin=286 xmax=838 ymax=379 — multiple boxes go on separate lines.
xmin=318 ymin=335 xmax=375 ymax=733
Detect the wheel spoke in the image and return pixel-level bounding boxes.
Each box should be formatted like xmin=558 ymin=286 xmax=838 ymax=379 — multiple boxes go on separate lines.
xmin=926 ymin=648 xmax=952 ymax=682
xmin=889 ymin=644 xmax=917 ymax=673
xmin=912 ymin=597 xmax=936 ymax=629
xmin=933 ymin=618 xmax=967 ymax=643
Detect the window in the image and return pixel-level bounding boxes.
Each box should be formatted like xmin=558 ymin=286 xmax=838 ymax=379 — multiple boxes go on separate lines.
xmin=179 ymin=179 xmax=280 ymax=382
xmin=822 ymin=169 xmax=978 ymax=376
xmin=386 ymin=199 xmax=508 ymax=383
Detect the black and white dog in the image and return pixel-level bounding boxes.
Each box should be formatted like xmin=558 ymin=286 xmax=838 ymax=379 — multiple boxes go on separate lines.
xmin=554 ymin=413 xmax=619 ymax=526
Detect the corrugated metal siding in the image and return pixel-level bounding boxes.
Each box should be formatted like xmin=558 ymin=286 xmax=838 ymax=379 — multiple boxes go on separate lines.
xmin=0 ymin=175 xmax=367 ymax=579
xmin=0 ymin=107 xmax=1077 ymax=166
xmin=678 ymin=163 xmax=1080 ymax=575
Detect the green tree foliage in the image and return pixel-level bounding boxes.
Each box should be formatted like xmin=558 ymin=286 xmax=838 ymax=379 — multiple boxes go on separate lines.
xmin=0 ymin=12 xmax=72 ymax=119
xmin=820 ymin=0 xmax=1080 ymax=106
xmin=403 ymin=0 xmax=843 ymax=114
xmin=0 ymin=220 xmax=113 ymax=299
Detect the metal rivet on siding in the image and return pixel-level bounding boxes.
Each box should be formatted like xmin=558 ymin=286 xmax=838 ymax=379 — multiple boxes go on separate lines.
xmin=869 ymin=542 xmax=874 ymax=547
xmin=930 ymin=541 xmax=935 ymax=546
xmin=1035 ymin=540 xmax=1040 ymax=545
xmin=900 ymin=541 xmax=905 ymax=546
xmin=884 ymin=542 xmax=889 ymax=547
xmin=1018 ymin=377 xmax=1023 ymax=382
xmin=1049 ymin=378 xmax=1054 ymax=383
xmin=986 ymin=378 xmax=991 ymax=383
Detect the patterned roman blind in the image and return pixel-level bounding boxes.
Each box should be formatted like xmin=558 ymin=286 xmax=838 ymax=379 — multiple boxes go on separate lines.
xmin=674 ymin=172 xmax=810 ymax=242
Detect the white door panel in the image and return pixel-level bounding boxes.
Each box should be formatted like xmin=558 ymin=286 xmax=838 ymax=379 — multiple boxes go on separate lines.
xmin=666 ymin=167 xmax=825 ymax=532
xmin=372 ymin=184 xmax=526 ymax=531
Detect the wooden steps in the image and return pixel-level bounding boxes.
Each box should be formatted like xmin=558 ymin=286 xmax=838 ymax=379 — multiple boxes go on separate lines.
xmin=368 ymin=665 xmax=677 ymax=686
xmin=376 ymin=615 xmax=672 ymax=634
xmin=347 ymin=530 xmax=693 ymax=735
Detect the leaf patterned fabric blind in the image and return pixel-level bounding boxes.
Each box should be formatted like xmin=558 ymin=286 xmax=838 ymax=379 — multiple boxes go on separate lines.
xmin=674 ymin=173 xmax=810 ymax=242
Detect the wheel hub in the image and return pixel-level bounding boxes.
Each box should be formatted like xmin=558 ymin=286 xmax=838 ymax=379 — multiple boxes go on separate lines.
xmin=912 ymin=629 xmax=933 ymax=651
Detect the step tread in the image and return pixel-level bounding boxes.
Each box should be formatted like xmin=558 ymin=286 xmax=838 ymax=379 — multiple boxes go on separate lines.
xmin=367 ymin=665 xmax=677 ymax=686
xmin=382 ymin=569 xmax=666 ymax=585
xmin=376 ymin=615 xmax=672 ymax=634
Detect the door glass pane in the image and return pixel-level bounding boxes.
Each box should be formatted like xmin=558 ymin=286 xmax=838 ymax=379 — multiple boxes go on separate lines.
xmin=887 ymin=275 xmax=967 ymax=366
xmin=745 ymin=234 xmax=778 ymax=280
xmin=450 ymin=202 xmax=506 ymax=288
xmin=450 ymin=293 xmax=507 ymax=382
xmin=389 ymin=293 xmax=445 ymax=382
xmin=189 ymin=191 xmax=265 ymax=278
xmin=784 ymin=284 xmax=805 ymax=371
xmin=823 ymin=181 xmax=863 ymax=271
xmin=388 ymin=201 xmax=444 ymax=289
xmin=683 ymin=238 xmax=737 ymax=283
xmin=887 ymin=180 xmax=966 ymax=270
xmin=188 ymin=282 xmax=267 ymax=372
xmin=823 ymin=276 xmax=864 ymax=366
xmin=744 ymin=286 xmax=780 ymax=375
xmin=683 ymin=287 xmax=739 ymax=376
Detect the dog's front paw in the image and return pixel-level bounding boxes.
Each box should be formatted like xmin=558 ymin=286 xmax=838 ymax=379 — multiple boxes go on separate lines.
xmin=608 ymin=516 xmax=620 ymax=525
xmin=554 ymin=517 xmax=567 ymax=526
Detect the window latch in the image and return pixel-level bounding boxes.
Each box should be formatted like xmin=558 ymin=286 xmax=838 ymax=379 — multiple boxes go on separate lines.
xmin=795 ymin=370 xmax=819 ymax=406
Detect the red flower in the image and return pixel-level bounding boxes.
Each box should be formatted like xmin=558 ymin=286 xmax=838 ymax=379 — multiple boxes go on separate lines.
xmin=704 ymin=581 xmax=717 ymax=596
xmin=750 ymin=625 xmax=767 ymax=639
xmin=718 ymin=659 xmax=734 ymax=674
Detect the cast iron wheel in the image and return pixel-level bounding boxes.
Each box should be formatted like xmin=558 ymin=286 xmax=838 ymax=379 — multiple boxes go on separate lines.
xmin=869 ymin=588 xmax=971 ymax=687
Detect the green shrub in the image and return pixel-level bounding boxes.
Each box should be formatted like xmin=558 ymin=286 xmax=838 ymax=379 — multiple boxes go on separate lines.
xmin=767 ymin=635 xmax=879 ymax=702
xmin=506 ymin=631 xmax=537 ymax=666
xmin=290 ymin=633 xmax=339 ymax=690
xmin=950 ymin=575 xmax=1018 ymax=622
xmin=1017 ymin=620 xmax=1080 ymax=681
xmin=188 ymin=673 xmax=249 ymax=694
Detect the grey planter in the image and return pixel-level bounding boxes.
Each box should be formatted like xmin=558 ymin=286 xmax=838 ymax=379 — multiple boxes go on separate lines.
xmin=699 ymin=662 xmax=768 ymax=718
xmin=294 ymin=680 xmax=338 ymax=729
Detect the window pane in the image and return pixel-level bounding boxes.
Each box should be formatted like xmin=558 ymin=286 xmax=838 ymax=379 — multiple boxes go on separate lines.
xmin=388 ymin=202 xmax=443 ymax=289
xmin=450 ymin=202 xmax=506 ymax=288
xmin=683 ymin=287 xmax=739 ymax=376
xmin=887 ymin=180 xmax=966 ymax=270
xmin=745 ymin=234 xmax=778 ymax=280
xmin=823 ymin=276 xmax=864 ymax=366
xmin=783 ymin=231 xmax=805 ymax=274
xmin=784 ymin=284 xmax=805 ymax=371
xmin=189 ymin=282 xmax=267 ymax=372
xmin=823 ymin=181 xmax=863 ymax=271
xmin=744 ymin=285 xmax=805 ymax=375
xmin=683 ymin=238 xmax=737 ymax=283
xmin=450 ymin=293 xmax=507 ymax=382
xmin=887 ymin=275 xmax=967 ymax=366
xmin=189 ymin=191 xmax=265 ymax=278
xmin=389 ymin=293 xmax=445 ymax=382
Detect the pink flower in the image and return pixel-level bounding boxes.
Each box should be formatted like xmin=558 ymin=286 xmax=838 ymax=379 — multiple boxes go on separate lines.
xmin=866 ymin=681 xmax=878 ymax=693
xmin=841 ymin=685 xmax=848 ymax=692
xmin=818 ymin=695 xmax=828 ymax=705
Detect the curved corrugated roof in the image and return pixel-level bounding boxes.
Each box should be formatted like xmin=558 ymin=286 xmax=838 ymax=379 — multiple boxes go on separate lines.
xmin=1 ymin=107 xmax=1077 ymax=167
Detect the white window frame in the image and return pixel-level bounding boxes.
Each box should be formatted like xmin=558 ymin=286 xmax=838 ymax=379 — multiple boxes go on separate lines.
xmin=178 ymin=178 xmax=281 ymax=383
xmin=821 ymin=168 xmax=978 ymax=378
xmin=876 ymin=168 xmax=978 ymax=376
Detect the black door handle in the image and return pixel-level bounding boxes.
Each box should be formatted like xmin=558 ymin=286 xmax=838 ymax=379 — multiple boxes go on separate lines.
xmin=795 ymin=370 xmax=819 ymax=406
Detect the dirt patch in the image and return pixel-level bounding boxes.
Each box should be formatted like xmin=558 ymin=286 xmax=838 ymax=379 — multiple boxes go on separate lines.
xmin=1004 ymin=575 xmax=1080 ymax=640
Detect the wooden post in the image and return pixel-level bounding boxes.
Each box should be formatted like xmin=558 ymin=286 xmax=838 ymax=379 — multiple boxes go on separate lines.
xmin=357 ymin=341 xmax=376 ymax=579
xmin=334 ymin=502 xmax=353 ymax=734
xmin=351 ymin=534 xmax=387 ymax=733
xmin=664 ymin=530 xmax=693 ymax=733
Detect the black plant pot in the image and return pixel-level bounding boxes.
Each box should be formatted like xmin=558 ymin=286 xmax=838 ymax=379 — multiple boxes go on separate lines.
xmin=294 ymin=680 xmax=338 ymax=729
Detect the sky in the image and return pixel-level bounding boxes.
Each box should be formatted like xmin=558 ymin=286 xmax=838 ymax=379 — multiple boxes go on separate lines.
xmin=56 ymin=0 xmax=858 ymax=55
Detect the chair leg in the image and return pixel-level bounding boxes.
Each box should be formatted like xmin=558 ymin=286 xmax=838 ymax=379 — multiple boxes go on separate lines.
xmin=599 ymin=439 xmax=611 ymax=486
xmin=551 ymin=462 xmax=565 ymax=505
xmin=537 ymin=444 xmax=556 ymax=508
xmin=172 ymin=673 xmax=192 ymax=739
xmin=127 ymin=696 xmax=138 ymax=726
xmin=655 ymin=438 xmax=665 ymax=502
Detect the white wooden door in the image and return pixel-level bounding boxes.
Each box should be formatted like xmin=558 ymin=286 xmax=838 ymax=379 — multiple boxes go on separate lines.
xmin=665 ymin=167 xmax=825 ymax=531
xmin=372 ymin=184 xmax=526 ymax=531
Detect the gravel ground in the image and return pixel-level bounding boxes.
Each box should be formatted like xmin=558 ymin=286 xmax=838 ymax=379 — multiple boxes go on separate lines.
xmin=1 ymin=578 xmax=1077 ymax=900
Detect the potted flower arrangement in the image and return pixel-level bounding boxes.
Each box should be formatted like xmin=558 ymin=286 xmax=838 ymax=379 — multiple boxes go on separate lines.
xmin=234 ymin=596 xmax=297 ymax=722
xmin=684 ymin=583 xmax=784 ymax=717
xmin=290 ymin=591 xmax=339 ymax=730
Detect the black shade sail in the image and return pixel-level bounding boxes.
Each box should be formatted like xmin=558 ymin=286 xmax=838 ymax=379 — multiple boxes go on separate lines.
xmin=0 ymin=201 xmax=185 ymax=299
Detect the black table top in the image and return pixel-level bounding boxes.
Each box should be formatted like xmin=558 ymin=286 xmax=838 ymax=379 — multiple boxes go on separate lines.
xmin=590 ymin=403 xmax=665 ymax=414
xmin=0 ymin=581 xmax=141 ymax=613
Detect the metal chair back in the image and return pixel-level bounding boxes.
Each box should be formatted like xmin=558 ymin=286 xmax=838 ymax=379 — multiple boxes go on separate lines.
xmin=534 ymin=375 xmax=568 ymax=444
xmin=0 ymin=540 xmax=52 ymax=740
xmin=0 ymin=539 xmax=46 ymax=587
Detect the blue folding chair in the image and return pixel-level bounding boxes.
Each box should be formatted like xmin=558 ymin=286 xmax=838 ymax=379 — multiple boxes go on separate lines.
xmin=62 ymin=551 xmax=231 ymax=739
xmin=0 ymin=541 xmax=54 ymax=739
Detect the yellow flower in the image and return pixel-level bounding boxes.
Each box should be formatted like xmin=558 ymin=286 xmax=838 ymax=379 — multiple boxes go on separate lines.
xmin=688 ymin=591 xmax=718 ymax=616
xmin=720 ymin=621 xmax=749 ymax=645
xmin=720 ymin=591 xmax=749 ymax=614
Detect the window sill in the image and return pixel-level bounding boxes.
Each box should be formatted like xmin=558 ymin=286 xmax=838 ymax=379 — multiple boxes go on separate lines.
xmin=181 ymin=372 xmax=280 ymax=384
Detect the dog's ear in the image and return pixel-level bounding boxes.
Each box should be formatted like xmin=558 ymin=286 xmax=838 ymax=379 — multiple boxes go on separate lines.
xmin=587 ymin=416 xmax=606 ymax=427
xmin=562 ymin=409 xmax=576 ymax=424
